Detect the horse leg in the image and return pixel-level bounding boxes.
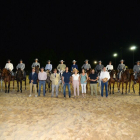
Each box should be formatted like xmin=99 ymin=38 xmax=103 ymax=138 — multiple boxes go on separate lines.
xmin=8 ymin=81 xmax=10 ymax=93
xmin=13 ymin=79 xmax=14 ymax=89
xmin=5 ymin=82 xmax=7 ymax=93
xmin=122 ymin=82 xmax=124 ymax=94
xmin=17 ymin=81 xmax=19 ymax=92
xmin=37 ymin=83 xmax=38 ymax=93
xmin=126 ymin=82 xmax=127 ymax=94
xmin=128 ymin=80 xmax=131 ymax=93
xmin=113 ymin=83 xmax=114 ymax=94
xmin=139 ymin=83 xmax=140 ymax=96
xmin=110 ymin=83 xmax=111 ymax=94
xmin=133 ymin=82 xmax=135 ymax=93
xmin=20 ymin=80 xmax=22 ymax=93
xmin=1 ymin=79 xmax=3 ymax=91
xmin=25 ymin=78 xmax=26 ymax=90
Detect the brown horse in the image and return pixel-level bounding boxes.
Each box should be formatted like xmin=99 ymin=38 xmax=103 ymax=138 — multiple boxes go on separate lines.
xmin=86 ymin=68 xmax=92 ymax=90
xmin=1 ymin=68 xmax=11 ymax=93
xmin=108 ymin=70 xmax=117 ymax=94
xmin=45 ymin=70 xmax=52 ymax=93
xmin=34 ymin=66 xmax=39 ymax=92
xmin=129 ymin=72 xmax=140 ymax=95
xmin=117 ymin=69 xmax=130 ymax=94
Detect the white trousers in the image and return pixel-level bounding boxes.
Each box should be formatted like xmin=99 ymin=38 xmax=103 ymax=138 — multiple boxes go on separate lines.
xmin=81 ymin=84 xmax=86 ymax=93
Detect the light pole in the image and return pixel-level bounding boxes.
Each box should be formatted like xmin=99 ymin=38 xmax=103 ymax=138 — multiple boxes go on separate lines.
xmin=113 ymin=53 xmax=117 ymax=69
xmin=130 ymin=46 xmax=136 ymax=66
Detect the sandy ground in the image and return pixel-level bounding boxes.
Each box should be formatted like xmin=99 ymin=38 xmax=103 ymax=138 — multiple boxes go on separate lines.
xmin=0 ymin=81 xmax=140 ymax=140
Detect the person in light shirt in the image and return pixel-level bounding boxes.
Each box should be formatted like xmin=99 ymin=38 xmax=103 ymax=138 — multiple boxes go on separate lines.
xmin=38 ymin=67 xmax=47 ymax=96
xmin=45 ymin=60 xmax=52 ymax=71
xmin=5 ymin=59 xmax=14 ymax=75
xmin=31 ymin=58 xmax=40 ymax=68
xmin=100 ymin=67 xmax=110 ymax=97
xmin=81 ymin=59 xmax=91 ymax=71
xmin=106 ymin=61 xmax=113 ymax=72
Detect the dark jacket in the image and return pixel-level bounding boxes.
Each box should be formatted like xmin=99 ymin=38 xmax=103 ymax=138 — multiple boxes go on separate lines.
xmin=29 ymin=72 xmax=38 ymax=84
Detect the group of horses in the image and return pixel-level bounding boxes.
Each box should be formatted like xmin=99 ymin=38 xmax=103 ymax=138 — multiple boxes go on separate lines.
xmin=0 ymin=67 xmax=140 ymax=96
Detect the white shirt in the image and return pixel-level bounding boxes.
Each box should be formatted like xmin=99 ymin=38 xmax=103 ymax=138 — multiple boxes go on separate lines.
xmin=106 ymin=65 xmax=113 ymax=70
xmin=100 ymin=71 xmax=110 ymax=81
xmin=5 ymin=63 xmax=14 ymax=71
xmin=72 ymin=74 xmax=79 ymax=80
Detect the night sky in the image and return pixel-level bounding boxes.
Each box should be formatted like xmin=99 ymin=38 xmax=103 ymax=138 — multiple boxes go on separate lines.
xmin=1 ymin=1 xmax=140 ymax=71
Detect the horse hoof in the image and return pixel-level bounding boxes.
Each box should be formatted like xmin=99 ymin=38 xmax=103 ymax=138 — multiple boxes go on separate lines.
xmin=17 ymin=90 xmax=19 ymax=92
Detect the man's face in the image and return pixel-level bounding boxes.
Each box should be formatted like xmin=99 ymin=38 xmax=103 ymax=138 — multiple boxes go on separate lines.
xmin=73 ymin=62 xmax=76 ymax=64
xmin=99 ymin=62 xmax=101 ymax=65
xmin=20 ymin=61 xmax=22 ymax=63
xmin=41 ymin=68 xmax=44 ymax=72
xmin=32 ymin=69 xmax=35 ymax=72
xmin=137 ymin=62 xmax=140 ymax=65
xmin=92 ymin=70 xmax=95 ymax=74
xmin=85 ymin=61 xmax=88 ymax=64
xmin=66 ymin=67 xmax=68 ymax=71
xmin=48 ymin=61 xmax=50 ymax=64
xmin=35 ymin=60 xmax=37 ymax=63
xmin=121 ymin=61 xmax=123 ymax=64
xmin=61 ymin=61 xmax=63 ymax=64
xmin=8 ymin=61 xmax=10 ymax=63
xmin=54 ymin=70 xmax=57 ymax=73
xmin=103 ymin=67 xmax=106 ymax=71
xmin=109 ymin=62 xmax=111 ymax=65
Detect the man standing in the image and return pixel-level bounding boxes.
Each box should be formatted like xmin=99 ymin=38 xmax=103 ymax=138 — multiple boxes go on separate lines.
xmin=38 ymin=67 xmax=47 ymax=96
xmin=81 ymin=59 xmax=91 ymax=70
xmin=71 ymin=60 xmax=78 ymax=72
xmin=100 ymin=67 xmax=110 ymax=97
xmin=89 ymin=69 xmax=98 ymax=96
xmin=117 ymin=59 xmax=126 ymax=79
xmin=45 ymin=60 xmax=52 ymax=71
xmin=133 ymin=61 xmax=140 ymax=84
xmin=62 ymin=67 xmax=72 ymax=98
xmin=16 ymin=59 xmax=26 ymax=76
xmin=31 ymin=58 xmax=40 ymax=68
xmin=106 ymin=61 xmax=113 ymax=72
xmin=29 ymin=67 xmax=38 ymax=97
xmin=50 ymin=68 xmax=60 ymax=98
xmin=95 ymin=60 xmax=104 ymax=73
xmin=5 ymin=59 xmax=14 ymax=75
xmin=57 ymin=60 xmax=66 ymax=72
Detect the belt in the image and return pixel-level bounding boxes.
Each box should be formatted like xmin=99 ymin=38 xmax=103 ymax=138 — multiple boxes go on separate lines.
xmin=39 ymin=80 xmax=46 ymax=81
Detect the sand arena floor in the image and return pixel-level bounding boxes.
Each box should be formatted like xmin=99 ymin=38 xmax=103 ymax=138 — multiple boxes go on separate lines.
xmin=0 ymin=80 xmax=140 ymax=140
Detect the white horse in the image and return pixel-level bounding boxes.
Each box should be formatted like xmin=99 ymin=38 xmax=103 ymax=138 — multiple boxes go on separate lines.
xmin=58 ymin=69 xmax=64 ymax=92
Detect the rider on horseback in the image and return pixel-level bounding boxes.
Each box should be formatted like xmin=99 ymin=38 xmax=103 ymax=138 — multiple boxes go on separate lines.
xmin=71 ymin=60 xmax=78 ymax=73
xmin=106 ymin=61 xmax=113 ymax=72
xmin=81 ymin=59 xmax=91 ymax=72
xmin=133 ymin=61 xmax=140 ymax=84
xmin=95 ymin=60 xmax=104 ymax=75
xmin=16 ymin=59 xmax=26 ymax=77
xmin=31 ymin=58 xmax=40 ymax=68
xmin=117 ymin=59 xmax=126 ymax=80
xmin=57 ymin=60 xmax=66 ymax=73
xmin=45 ymin=60 xmax=52 ymax=72
xmin=5 ymin=59 xmax=14 ymax=76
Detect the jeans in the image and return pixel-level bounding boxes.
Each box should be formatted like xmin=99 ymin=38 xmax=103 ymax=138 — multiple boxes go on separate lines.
xmin=63 ymin=83 xmax=71 ymax=97
xmin=101 ymin=81 xmax=108 ymax=97
xmin=52 ymin=84 xmax=59 ymax=96
xmin=38 ymin=81 xmax=46 ymax=96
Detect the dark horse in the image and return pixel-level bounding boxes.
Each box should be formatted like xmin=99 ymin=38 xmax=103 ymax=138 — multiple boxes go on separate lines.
xmin=129 ymin=72 xmax=140 ymax=95
xmin=86 ymin=69 xmax=92 ymax=91
xmin=117 ymin=69 xmax=130 ymax=94
xmin=16 ymin=68 xmax=26 ymax=92
xmin=1 ymin=68 xmax=11 ymax=93
xmin=45 ymin=70 xmax=52 ymax=93
xmin=108 ymin=70 xmax=117 ymax=94
xmin=34 ymin=66 xmax=39 ymax=92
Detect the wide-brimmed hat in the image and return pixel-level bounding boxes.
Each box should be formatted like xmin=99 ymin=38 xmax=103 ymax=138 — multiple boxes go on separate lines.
xmin=72 ymin=68 xmax=79 ymax=73
xmin=109 ymin=61 xmax=112 ymax=63
xmin=47 ymin=60 xmax=51 ymax=62
xmin=84 ymin=59 xmax=89 ymax=62
xmin=136 ymin=61 xmax=140 ymax=63
xmin=20 ymin=59 xmax=23 ymax=61
xmin=120 ymin=59 xmax=124 ymax=62
xmin=72 ymin=60 xmax=77 ymax=63
xmin=32 ymin=67 xmax=35 ymax=69
xmin=98 ymin=60 xmax=102 ymax=63
xmin=60 ymin=60 xmax=65 ymax=62
xmin=7 ymin=59 xmax=11 ymax=62
xmin=35 ymin=58 xmax=38 ymax=61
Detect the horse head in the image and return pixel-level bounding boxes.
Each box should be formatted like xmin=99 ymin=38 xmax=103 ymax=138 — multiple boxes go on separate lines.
xmin=35 ymin=66 xmax=39 ymax=73
xmin=1 ymin=68 xmax=10 ymax=77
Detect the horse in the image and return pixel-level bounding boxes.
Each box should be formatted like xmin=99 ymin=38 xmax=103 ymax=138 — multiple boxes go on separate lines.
xmin=86 ymin=69 xmax=92 ymax=91
xmin=129 ymin=72 xmax=140 ymax=95
xmin=58 ymin=69 xmax=64 ymax=92
xmin=117 ymin=69 xmax=130 ymax=94
xmin=0 ymin=68 xmax=3 ymax=91
xmin=34 ymin=66 xmax=40 ymax=92
xmin=45 ymin=70 xmax=52 ymax=93
xmin=1 ymin=68 xmax=11 ymax=93
xmin=108 ymin=70 xmax=117 ymax=94
xmin=16 ymin=68 xmax=26 ymax=92
xmin=96 ymin=70 xmax=102 ymax=94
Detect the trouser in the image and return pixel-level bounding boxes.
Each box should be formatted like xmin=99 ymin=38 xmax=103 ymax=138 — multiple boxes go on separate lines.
xmin=90 ymin=84 xmax=97 ymax=96
xmin=38 ymin=81 xmax=46 ymax=96
xmin=81 ymin=84 xmax=86 ymax=93
xmin=30 ymin=83 xmax=37 ymax=95
xmin=134 ymin=73 xmax=138 ymax=79
xmin=73 ymin=80 xmax=79 ymax=96
xmin=63 ymin=83 xmax=71 ymax=97
xmin=118 ymin=70 xmax=123 ymax=79
xmin=52 ymin=84 xmax=59 ymax=96
xmin=101 ymin=81 xmax=108 ymax=97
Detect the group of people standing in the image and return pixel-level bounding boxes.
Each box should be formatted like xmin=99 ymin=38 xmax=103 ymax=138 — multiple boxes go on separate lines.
xmin=3 ymin=58 xmax=140 ymax=98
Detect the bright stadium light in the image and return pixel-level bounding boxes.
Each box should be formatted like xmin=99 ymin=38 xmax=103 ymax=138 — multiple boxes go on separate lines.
xmin=94 ymin=61 xmax=97 ymax=64
xmin=130 ymin=46 xmax=136 ymax=66
xmin=113 ymin=53 xmax=117 ymax=69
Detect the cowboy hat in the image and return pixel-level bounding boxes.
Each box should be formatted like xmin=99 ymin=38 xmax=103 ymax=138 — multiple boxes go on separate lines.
xmin=35 ymin=58 xmax=38 ymax=61
xmin=47 ymin=60 xmax=51 ymax=62
xmin=7 ymin=59 xmax=11 ymax=62
xmin=84 ymin=59 xmax=89 ymax=62
xmin=98 ymin=60 xmax=102 ymax=63
xmin=72 ymin=60 xmax=77 ymax=63
xmin=60 ymin=60 xmax=65 ymax=62
xmin=72 ymin=68 xmax=79 ymax=73
xmin=120 ymin=59 xmax=124 ymax=62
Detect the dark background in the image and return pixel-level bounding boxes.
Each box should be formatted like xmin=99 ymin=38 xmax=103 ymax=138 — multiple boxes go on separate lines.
xmin=1 ymin=1 xmax=140 ymax=72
